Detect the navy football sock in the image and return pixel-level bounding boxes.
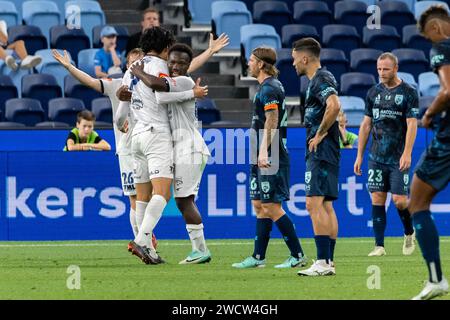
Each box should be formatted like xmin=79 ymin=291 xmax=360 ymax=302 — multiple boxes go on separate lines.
xmin=275 ymin=214 xmax=304 ymax=258
xmin=314 ymin=235 xmax=330 ymax=262
xmin=252 ymin=218 xmax=272 ymax=260
xmin=397 ymin=208 xmax=414 ymax=236
xmin=413 ymin=210 xmax=443 ymax=283
xmin=329 ymin=238 xmax=336 ymax=262
xmin=372 ymin=205 xmax=386 ymax=247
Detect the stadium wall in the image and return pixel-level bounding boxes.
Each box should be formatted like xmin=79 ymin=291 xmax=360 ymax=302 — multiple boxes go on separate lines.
xmin=0 ymin=128 xmax=449 ymax=241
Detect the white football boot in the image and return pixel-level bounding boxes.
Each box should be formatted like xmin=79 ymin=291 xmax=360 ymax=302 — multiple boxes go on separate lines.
xmin=403 ymin=232 xmax=416 ymax=255
xmin=368 ymin=246 xmax=386 ymax=257
xmin=412 ymin=278 xmax=449 ymax=300
xmin=297 ymin=260 xmax=334 ymax=276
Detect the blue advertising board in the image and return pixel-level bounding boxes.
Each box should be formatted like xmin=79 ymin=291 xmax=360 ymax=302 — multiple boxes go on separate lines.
xmin=0 ymin=128 xmax=448 ymax=240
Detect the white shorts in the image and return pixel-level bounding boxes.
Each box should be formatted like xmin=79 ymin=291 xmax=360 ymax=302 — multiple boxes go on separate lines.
xmin=174 ymin=152 xmax=208 ymax=198
xmin=131 ymin=129 xmax=174 ymax=184
xmin=118 ymin=154 xmax=136 ymax=196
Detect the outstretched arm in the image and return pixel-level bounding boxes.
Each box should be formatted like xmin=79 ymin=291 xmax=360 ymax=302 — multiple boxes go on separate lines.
xmin=187 ymin=33 xmax=230 ymax=73
xmin=155 ymin=77 xmax=208 ymax=104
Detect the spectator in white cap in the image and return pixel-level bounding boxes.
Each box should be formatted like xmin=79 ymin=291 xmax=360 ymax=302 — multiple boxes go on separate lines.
xmin=94 ymin=25 xmax=122 ymax=78
xmin=0 ymin=20 xmax=42 ymax=71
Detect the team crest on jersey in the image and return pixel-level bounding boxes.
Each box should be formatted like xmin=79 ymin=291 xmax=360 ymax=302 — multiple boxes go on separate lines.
xmin=305 ymin=171 xmax=311 ymax=184
xmin=404 ymin=174 xmax=409 ymax=185
xmin=374 ymin=94 xmax=381 ymax=105
xmin=261 ymin=181 xmax=271 ymax=193
xmin=373 ymin=108 xmax=380 ymax=119
xmin=395 ymin=94 xmax=404 ymax=105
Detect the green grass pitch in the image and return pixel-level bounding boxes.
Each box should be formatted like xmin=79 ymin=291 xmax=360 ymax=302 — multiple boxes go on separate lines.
xmin=0 ymin=237 xmax=449 ymax=300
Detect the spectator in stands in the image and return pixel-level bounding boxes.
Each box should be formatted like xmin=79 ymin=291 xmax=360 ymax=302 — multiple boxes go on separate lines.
xmin=94 ymin=26 xmax=122 ymax=78
xmin=64 ymin=110 xmax=111 ymax=151
xmin=338 ymin=110 xmax=358 ymax=149
xmin=0 ymin=20 xmax=42 ymax=71
xmin=125 ymin=7 xmax=160 ymax=56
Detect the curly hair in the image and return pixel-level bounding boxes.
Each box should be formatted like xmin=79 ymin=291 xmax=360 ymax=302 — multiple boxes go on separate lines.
xmin=139 ymin=26 xmax=175 ymax=54
xmin=418 ymin=5 xmax=450 ymax=34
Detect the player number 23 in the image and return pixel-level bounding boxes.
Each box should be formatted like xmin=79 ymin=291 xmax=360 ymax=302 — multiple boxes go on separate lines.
xmin=368 ymin=169 xmax=383 ymax=183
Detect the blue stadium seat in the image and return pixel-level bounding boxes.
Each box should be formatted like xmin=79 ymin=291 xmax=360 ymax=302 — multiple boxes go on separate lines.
xmin=397 ymin=71 xmax=418 ymax=88
xmin=379 ymin=1 xmax=416 ymax=35
xmin=395 ymin=0 xmax=415 ymax=12
xmin=7 ymin=25 xmax=48 ymax=55
xmin=253 ymin=1 xmax=292 ymax=35
xmin=363 ymin=25 xmax=401 ymax=52
xmin=392 ymin=48 xmax=429 ymax=81
xmin=339 ymin=95 xmax=365 ymax=126
xmin=0 ymin=60 xmax=5 ymax=76
xmin=7 ymin=68 xmax=32 ymax=96
xmin=77 ymin=48 xmax=99 ymax=77
xmin=48 ymin=97 xmax=85 ymax=125
xmin=21 ymin=73 xmax=62 ymax=115
xmin=240 ymin=24 xmax=281 ymax=61
xmin=22 ymin=1 xmax=62 ymax=43
xmin=350 ymin=48 xmax=383 ymax=79
xmin=403 ymin=24 xmax=432 ymax=58
xmin=35 ymin=121 xmax=70 ymax=128
xmin=419 ymin=96 xmax=434 ymax=116
xmin=276 ymin=48 xmax=300 ymax=97
xmin=91 ymin=97 xmax=112 ymax=123
xmin=0 ymin=75 xmax=18 ymax=121
xmin=5 ymin=98 xmax=45 ymax=126
xmin=334 ymin=1 xmax=368 ymax=34
xmin=65 ymin=1 xmax=106 ymax=45
xmin=341 ymin=72 xmax=376 ymax=99
xmin=92 ymin=25 xmax=130 ymax=53
xmin=196 ymin=98 xmax=221 ymax=124
xmin=320 ymin=48 xmax=349 ymax=82
xmin=419 ymin=71 xmax=440 ymax=96
xmin=415 ymin=1 xmax=450 ymax=20
xmin=49 ymin=0 xmax=68 ymax=15
xmin=0 ymin=121 xmax=26 ymax=128
xmin=6 ymin=0 xmax=27 ymax=23
xmin=346 ymin=0 xmax=375 ymax=6
xmin=50 ymin=25 xmax=90 ymax=65
xmin=212 ymin=1 xmax=252 ymax=50
xmin=187 ymin=0 xmax=218 ymax=25
xmin=64 ymin=75 xmax=102 ymax=109
xmin=322 ymin=24 xmax=360 ymax=58
xmin=0 ymin=1 xmax=20 ymax=26
xmin=35 ymin=49 xmax=73 ymax=88
xmin=293 ymin=1 xmax=333 ymax=36
xmin=281 ymin=24 xmax=320 ymax=48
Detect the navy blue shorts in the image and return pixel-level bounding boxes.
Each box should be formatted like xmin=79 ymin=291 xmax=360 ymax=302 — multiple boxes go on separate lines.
xmin=367 ymin=160 xmax=410 ymax=195
xmin=305 ymin=159 xmax=339 ymax=201
xmin=415 ymin=145 xmax=450 ymax=192
xmin=249 ymin=164 xmax=290 ymax=203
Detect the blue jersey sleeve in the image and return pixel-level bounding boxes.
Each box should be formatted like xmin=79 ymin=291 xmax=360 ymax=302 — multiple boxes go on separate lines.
xmin=406 ymin=88 xmax=419 ymax=119
xmin=431 ymin=40 xmax=450 ymax=72
xmin=261 ymin=85 xmax=280 ymax=112
xmin=314 ymin=74 xmax=338 ymax=106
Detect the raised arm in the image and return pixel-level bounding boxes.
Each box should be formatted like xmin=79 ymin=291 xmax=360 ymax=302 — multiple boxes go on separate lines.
xmin=187 ymin=33 xmax=230 ymax=73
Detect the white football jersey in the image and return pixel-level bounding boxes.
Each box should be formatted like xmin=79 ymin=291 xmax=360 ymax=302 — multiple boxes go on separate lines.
xmin=123 ymin=55 xmax=171 ymax=136
xmin=100 ymin=78 xmax=133 ymax=156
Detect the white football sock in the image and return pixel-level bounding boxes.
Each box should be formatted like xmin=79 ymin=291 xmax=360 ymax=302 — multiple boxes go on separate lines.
xmin=186 ymin=223 xmax=207 ymax=253
xmin=135 ymin=201 xmax=148 ymax=229
xmin=135 ymin=195 xmax=166 ymax=248
xmin=129 ymin=208 xmax=138 ymax=237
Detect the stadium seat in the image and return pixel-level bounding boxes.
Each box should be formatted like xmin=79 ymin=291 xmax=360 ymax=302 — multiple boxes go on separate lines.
xmin=0 ymin=60 xmax=5 ymax=76
xmin=5 ymin=98 xmax=45 ymax=126
xmin=276 ymin=49 xmax=300 ymax=97
xmin=92 ymin=25 xmax=130 ymax=53
xmin=339 ymin=95 xmax=365 ymax=126
xmin=397 ymin=71 xmax=418 ymax=91
xmin=395 ymin=0 xmax=415 ymax=12
xmin=320 ymin=48 xmax=349 ymax=82
xmin=211 ymin=1 xmax=252 ymax=50
xmin=392 ymin=49 xmax=429 ymax=81
xmin=35 ymin=121 xmax=70 ymax=128
xmin=64 ymin=75 xmax=103 ymax=109
xmin=378 ymin=1 xmax=416 ymax=34
xmin=293 ymin=1 xmax=333 ymax=37
xmin=187 ymin=0 xmax=217 ymax=25
xmin=91 ymin=97 xmax=112 ymax=123
xmin=65 ymin=1 xmax=106 ymax=45
xmin=403 ymin=25 xmax=432 ymax=58
xmin=49 ymin=0 xmax=67 ymax=15
xmin=7 ymin=68 xmax=32 ymax=96
xmin=322 ymin=25 xmax=360 ymax=58
xmin=0 ymin=75 xmax=19 ymax=121
xmin=281 ymin=24 xmax=320 ymax=48
xmin=48 ymin=97 xmax=85 ymax=125
xmin=350 ymin=48 xmax=383 ymax=79
xmin=0 ymin=1 xmax=20 ymax=26
xmin=414 ymin=1 xmax=450 ymax=20
xmin=334 ymin=1 xmax=369 ymax=34
xmin=419 ymin=71 xmax=440 ymax=96
xmin=7 ymin=25 xmax=48 ymax=55
xmin=341 ymin=72 xmax=376 ymax=99
xmin=77 ymin=48 xmax=99 ymax=78
xmin=196 ymin=98 xmax=221 ymax=124
xmin=253 ymin=1 xmax=292 ymax=35
xmin=240 ymin=24 xmax=281 ymax=65
xmin=22 ymin=1 xmax=62 ymax=43
xmin=35 ymin=49 xmax=73 ymax=88
xmin=50 ymin=25 xmax=90 ymax=65
xmin=347 ymin=0 xmax=376 ymax=6
xmin=0 ymin=121 xmax=26 ymax=128
xmin=21 ymin=73 xmax=62 ymax=115
xmin=419 ymin=96 xmax=435 ymax=116
xmin=363 ymin=25 xmax=401 ymax=52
